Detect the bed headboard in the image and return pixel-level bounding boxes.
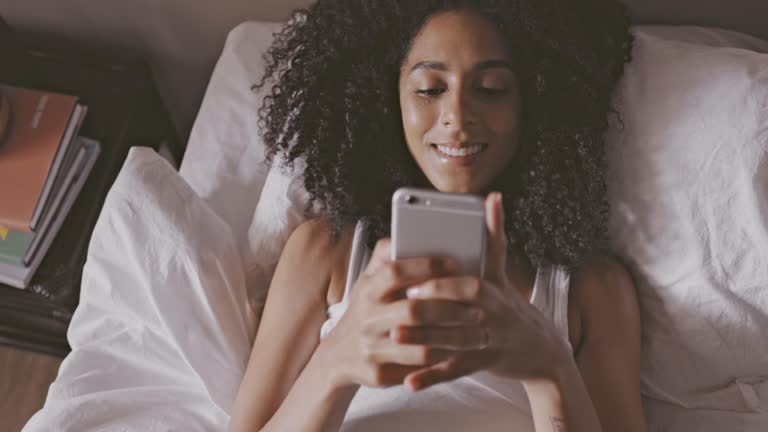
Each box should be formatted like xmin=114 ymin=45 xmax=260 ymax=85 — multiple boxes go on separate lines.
xmin=2 ymin=0 xmax=767 ymax=141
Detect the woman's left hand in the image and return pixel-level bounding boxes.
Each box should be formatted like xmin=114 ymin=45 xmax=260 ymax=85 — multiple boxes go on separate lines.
xmin=394 ymin=192 xmax=572 ymax=391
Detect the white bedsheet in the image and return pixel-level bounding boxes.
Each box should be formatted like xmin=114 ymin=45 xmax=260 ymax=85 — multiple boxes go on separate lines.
xmin=23 ymin=148 xmax=254 ymax=431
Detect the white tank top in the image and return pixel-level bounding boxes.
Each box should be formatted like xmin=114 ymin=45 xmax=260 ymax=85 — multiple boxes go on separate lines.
xmin=320 ymin=220 xmax=573 ymax=431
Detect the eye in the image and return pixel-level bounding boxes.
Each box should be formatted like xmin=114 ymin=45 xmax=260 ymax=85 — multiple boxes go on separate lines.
xmin=415 ymin=88 xmax=445 ymax=97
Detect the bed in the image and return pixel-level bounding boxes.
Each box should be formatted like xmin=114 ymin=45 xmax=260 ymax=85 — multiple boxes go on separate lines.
xmin=20 ymin=3 xmax=768 ymax=432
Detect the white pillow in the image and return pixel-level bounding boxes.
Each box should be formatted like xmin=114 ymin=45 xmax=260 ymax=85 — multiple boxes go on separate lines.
xmin=27 ymin=148 xmax=256 ymax=431
xmin=606 ymin=31 xmax=768 ymax=431
xmin=637 ymin=25 xmax=768 ymax=52
xmin=243 ymin=159 xmax=309 ymax=318
xmin=180 ymin=21 xmax=283 ymax=262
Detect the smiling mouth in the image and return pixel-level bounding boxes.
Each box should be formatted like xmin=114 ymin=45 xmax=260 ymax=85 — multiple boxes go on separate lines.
xmin=431 ymin=143 xmax=488 ymax=158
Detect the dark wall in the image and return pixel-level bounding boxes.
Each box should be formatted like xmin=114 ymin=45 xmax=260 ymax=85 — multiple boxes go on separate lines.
xmin=1 ymin=0 xmax=765 ymax=140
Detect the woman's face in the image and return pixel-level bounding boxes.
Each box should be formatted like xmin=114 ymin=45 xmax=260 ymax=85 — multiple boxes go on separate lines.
xmin=399 ymin=10 xmax=522 ymax=194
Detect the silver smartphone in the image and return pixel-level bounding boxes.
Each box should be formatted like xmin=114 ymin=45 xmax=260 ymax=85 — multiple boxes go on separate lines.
xmin=391 ymin=187 xmax=486 ymax=277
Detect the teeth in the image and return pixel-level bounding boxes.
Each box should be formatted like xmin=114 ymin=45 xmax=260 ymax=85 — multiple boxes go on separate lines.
xmin=436 ymin=144 xmax=485 ymax=157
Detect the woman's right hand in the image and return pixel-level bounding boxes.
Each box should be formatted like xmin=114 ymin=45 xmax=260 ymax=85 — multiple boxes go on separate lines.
xmin=320 ymin=239 xmax=484 ymax=389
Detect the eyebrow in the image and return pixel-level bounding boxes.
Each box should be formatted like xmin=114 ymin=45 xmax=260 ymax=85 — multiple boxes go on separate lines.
xmin=409 ymin=59 xmax=515 ymax=73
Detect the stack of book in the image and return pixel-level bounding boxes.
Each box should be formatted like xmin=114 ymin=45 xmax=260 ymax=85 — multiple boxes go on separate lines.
xmin=0 ymin=85 xmax=100 ymax=289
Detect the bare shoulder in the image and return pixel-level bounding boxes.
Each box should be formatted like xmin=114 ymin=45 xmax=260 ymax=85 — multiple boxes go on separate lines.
xmin=285 ymin=219 xmax=334 ymax=258
xmin=567 ymin=254 xmax=641 ymax=353
xmin=282 ymin=219 xmax=350 ymax=262
xmin=278 ymin=218 xmax=355 ymax=304
xmin=571 ymin=255 xmax=638 ymax=303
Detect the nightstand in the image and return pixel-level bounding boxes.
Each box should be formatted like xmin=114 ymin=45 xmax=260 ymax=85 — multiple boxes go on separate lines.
xmin=0 ymin=27 xmax=182 ymax=357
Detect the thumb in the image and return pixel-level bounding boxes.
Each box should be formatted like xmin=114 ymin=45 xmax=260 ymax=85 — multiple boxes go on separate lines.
xmin=362 ymin=238 xmax=391 ymax=276
xmin=484 ymin=192 xmax=508 ymax=281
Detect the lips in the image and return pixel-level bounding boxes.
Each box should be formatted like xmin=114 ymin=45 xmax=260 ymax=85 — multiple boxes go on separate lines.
xmin=430 ymin=143 xmax=488 ymax=166
xmin=434 ymin=143 xmax=487 ymax=157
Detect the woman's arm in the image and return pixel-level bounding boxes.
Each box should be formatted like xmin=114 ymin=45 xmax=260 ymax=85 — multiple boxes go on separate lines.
xmin=570 ymin=255 xmax=646 ymax=431
xmin=229 ymin=222 xmax=462 ymax=432
xmin=523 ymin=360 xmax=602 ymax=432
xmin=228 ymin=220 xmax=356 ymax=432
xmin=524 ymin=255 xmax=646 ymax=432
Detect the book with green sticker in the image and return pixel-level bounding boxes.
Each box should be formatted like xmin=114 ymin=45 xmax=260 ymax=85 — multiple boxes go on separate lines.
xmin=0 ymin=136 xmax=101 ymax=289
xmin=0 ymin=227 xmax=33 ymax=266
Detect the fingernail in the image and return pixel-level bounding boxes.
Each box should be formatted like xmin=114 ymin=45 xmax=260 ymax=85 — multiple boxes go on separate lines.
xmin=407 ymin=375 xmax=424 ymax=392
xmin=406 ymin=286 xmax=424 ymax=298
xmin=392 ymin=326 xmax=407 ymax=342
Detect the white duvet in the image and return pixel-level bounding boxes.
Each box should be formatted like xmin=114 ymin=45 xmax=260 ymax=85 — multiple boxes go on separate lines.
xmin=24 ymin=148 xmax=255 ymax=431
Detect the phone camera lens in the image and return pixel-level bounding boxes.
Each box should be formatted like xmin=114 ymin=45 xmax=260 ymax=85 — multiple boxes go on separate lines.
xmin=405 ymin=195 xmax=419 ymax=205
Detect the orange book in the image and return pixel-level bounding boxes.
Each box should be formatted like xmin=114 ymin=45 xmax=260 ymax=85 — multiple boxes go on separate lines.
xmin=0 ymin=87 xmax=79 ymax=232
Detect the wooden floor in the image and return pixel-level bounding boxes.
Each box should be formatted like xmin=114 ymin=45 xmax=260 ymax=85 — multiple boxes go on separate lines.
xmin=0 ymin=346 xmax=62 ymax=432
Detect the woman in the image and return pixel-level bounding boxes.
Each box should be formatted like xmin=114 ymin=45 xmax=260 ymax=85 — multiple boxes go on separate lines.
xmin=230 ymin=0 xmax=645 ymax=430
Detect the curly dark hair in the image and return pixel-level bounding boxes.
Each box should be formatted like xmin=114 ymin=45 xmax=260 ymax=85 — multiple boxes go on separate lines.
xmin=253 ymin=0 xmax=634 ymax=271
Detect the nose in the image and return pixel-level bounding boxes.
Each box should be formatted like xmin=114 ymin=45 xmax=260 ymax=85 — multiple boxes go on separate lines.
xmin=439 ymin=87 xmax=476 ymax=132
